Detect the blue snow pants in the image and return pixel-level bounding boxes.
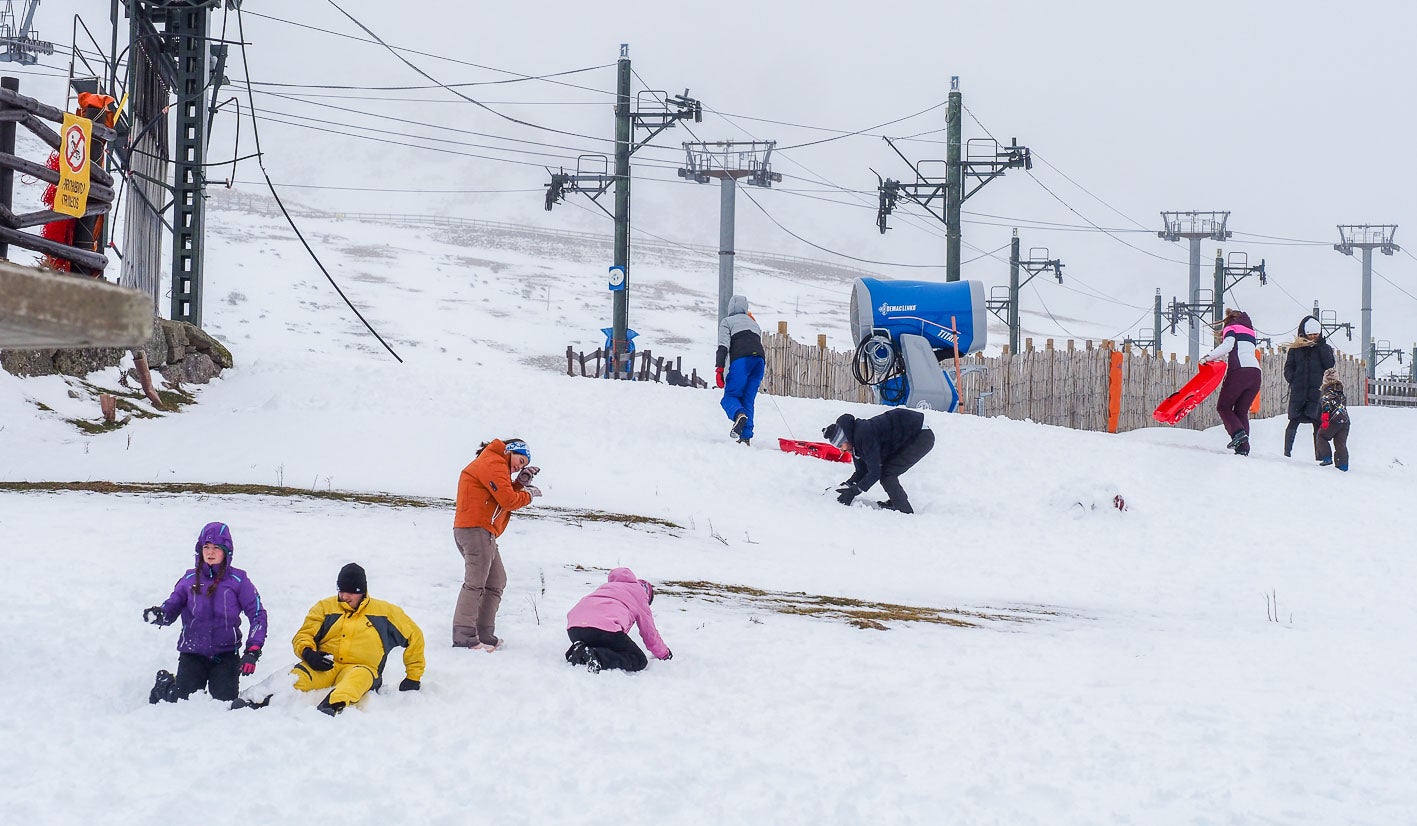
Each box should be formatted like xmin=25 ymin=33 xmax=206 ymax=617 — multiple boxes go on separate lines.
xmin=719 ymin=356 xmax=765 ymax=439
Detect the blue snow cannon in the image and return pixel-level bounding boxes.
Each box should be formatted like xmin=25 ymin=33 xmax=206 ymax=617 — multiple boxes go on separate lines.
xmin=847 ymin=278 xmax=988 ymax=411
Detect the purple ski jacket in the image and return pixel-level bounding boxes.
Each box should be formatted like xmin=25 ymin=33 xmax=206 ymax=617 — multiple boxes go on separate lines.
xmin=566 ymin=567 xmax=670 ymax=660
xmin=157 ymin=523 xmax=268 ymax=658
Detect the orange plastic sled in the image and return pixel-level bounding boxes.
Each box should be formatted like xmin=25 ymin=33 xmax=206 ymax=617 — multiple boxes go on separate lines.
xmin=1153 ymin=361 xmax=1227 ymax=425
xmin=778 ymin=438 xmax=854 ymax=463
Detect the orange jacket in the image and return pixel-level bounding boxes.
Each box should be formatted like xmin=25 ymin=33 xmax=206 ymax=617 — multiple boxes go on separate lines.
xmin=453 ymin=440 xmax=533 ymax=536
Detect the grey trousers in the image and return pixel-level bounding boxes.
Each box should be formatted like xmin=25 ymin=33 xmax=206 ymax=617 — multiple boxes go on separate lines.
xmin=452 ymin=527 xmax=506 ymax=646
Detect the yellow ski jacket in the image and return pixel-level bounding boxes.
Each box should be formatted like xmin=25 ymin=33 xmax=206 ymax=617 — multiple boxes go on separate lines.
xmin=291 ymin=595 xmax=426 ymax=685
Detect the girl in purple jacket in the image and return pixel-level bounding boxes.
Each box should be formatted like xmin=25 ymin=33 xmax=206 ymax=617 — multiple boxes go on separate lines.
xmin=565 ymin=567 xmax=671 ymax=673
xmin=144 ymin=522 xmax=268 ymax=705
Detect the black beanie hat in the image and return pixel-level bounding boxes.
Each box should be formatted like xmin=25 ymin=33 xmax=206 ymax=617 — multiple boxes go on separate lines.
xmin=337 ymin=563 xmax=367 ymax=595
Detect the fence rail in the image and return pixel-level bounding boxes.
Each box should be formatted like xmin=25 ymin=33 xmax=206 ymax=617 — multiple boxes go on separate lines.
xmin=565 ymin=346 xmax=707 ymax=388
xmin=1370 ymin=378 xmax=1417 ymax=407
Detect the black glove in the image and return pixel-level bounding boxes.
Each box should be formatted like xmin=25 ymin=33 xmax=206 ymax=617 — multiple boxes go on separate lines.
xmin=835 ymin=483 xmax=859 ymax=505
xmin=143 ymin=606 xmax=172 ymax=626
xmin=515 ymin=465 xmax=541 ymax=487
xmin=663 ymin=650 xmax=673 ymax=661
xmin=240 ymin=646 xmax=262 ymax=676
xmin=301 ymin=647 xmax=335 ymax=672
xmin=399 ymin=678 xmax=421 ymax=692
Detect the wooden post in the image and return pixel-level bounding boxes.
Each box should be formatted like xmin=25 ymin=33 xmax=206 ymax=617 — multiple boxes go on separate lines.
xmin=778 ymin=321 xmax=788 ymax=335
xmin=1026 ymin=337 xmax=1034 ymax=352
xmin=99 ymin=393 xmax=116 ymax=423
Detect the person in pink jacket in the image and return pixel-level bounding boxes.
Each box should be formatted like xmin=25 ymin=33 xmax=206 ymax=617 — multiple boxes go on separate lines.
xmin=565 ymin=568 xmax=672 ymax=673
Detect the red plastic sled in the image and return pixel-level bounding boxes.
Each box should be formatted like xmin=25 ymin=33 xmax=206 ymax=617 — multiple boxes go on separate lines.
xmin=778 ymin=438 xmax=854 ymax=463
xmin=1152 ymin=361 xmax=1226 ymax=425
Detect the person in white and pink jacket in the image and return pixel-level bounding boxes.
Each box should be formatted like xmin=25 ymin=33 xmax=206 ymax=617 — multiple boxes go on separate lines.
xmin=564 ymin=567 xmax=672 ymax=673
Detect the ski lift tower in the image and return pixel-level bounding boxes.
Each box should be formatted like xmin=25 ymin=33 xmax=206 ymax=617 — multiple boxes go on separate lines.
xmin=116 ymin=0 xmax=238 ymax=327
xmin=678 ymin=140 xmax=780 ymax=325
xmin=1160 ymin=211 xmax=1231 ymax=363
xmin=0 ymin=1 xmax=53 ymax=65
xmin=1334 ymin=224 xmax=1399 ymax=379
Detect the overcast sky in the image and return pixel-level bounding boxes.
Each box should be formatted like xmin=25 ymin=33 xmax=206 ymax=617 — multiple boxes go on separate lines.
xmin=18 ymin=1 xmax=1417 ymax=362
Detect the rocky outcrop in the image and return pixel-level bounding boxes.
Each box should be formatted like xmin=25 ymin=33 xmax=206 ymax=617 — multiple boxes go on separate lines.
xmin=1 ymin=316 xmax=234 ymax=382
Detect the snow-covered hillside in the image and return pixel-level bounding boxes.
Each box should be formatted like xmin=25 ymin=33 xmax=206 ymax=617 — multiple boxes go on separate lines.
xmin=2 ymin=205 xmax=1415 ymax=825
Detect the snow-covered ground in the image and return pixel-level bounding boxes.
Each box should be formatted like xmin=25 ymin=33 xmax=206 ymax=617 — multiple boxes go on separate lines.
xmin=2 ymin=207 xmax=1415 ymax=825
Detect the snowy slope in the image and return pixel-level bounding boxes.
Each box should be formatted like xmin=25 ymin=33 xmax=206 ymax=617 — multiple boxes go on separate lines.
xmin=2 ymin=205 xmax=1416 ymax=825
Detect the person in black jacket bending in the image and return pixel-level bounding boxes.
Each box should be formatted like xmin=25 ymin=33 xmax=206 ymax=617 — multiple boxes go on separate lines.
xmin=823 ymin=409 xmax=935 ymax=514
xmin=1283 ymin=315 xmax=1336 ymax=459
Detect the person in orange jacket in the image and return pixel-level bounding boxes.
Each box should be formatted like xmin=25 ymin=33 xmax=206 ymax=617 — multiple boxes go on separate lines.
xmin=451 ymin=437 xmax=540 ymax=650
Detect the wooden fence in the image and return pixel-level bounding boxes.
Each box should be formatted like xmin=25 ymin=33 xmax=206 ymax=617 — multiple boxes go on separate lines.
xmin=762 ymin=327 xmax=1368 ymax=434
xmin=1369 ymin=378 xmax=1417 ymax=408
xmin=761 ymin=324 xmax=872 ymax=404
xmin=565 ymin=346 xmax=708 ymax=388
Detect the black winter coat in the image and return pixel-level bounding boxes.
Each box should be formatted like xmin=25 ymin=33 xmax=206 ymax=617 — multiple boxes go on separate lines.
xmin=841 ymin=408 xmax=925 ymax=491
xmin=1284 ymin=337 xmax=1335 ymax=421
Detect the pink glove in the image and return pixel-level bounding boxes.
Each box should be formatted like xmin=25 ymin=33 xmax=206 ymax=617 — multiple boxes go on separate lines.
xmin=239 ymin=645 xmax=261 ymax=676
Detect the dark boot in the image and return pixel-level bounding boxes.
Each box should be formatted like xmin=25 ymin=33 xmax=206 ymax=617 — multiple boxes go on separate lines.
xmin=729 ymin=413 xmax=748 ymax=440
xmin=1226 ymin=430 xmax=1247 ymax=451
xmin=231 ymin=694 xmax=271 ymax=710
xmin=148 ymin=670 xmax=175 ymax=705
xmin=1283 ymin=420 xmax=1298 ymax=457
xmin=316 ymin=692 xmax=346 ymax=716
xmin=1231 ymin=431 xmax=1249 ymax=455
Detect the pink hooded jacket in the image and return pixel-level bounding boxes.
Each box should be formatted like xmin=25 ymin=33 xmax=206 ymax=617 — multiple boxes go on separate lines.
xmin=566 ymin=567 xmax=670 ymax=659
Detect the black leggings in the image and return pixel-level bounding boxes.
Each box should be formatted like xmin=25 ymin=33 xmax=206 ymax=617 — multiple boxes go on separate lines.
xmin=169 ymin=651 xmax=241 ymax=702
xmin=566 ymin=627 xmax=648 ymax=673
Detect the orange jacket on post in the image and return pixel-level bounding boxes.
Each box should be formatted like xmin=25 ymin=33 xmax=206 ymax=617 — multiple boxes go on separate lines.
xmin=454 ymin=439 xmax=533 ymax=536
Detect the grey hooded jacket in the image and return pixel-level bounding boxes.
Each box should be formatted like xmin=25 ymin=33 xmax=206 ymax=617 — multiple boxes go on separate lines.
xmin=716 ymin=294 xmax=764 ymax=368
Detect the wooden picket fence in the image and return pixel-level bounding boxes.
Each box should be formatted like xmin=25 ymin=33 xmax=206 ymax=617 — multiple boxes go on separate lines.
xmin=761 ymin=327 xmax=1368 ymax=434
xmin=565 ymin=346 xmax=708 ymax=388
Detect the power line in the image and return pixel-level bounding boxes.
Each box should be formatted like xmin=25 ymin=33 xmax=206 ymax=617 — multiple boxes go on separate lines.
xmin=243 ymin=9 xmax=615 ymax=97
xmin=321 ymin=1 xmax=609 ymax=142
xmin=234 ymin=6 xmax=402 ymax=363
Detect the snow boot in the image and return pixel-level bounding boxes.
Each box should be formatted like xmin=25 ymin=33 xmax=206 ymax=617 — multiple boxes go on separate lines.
xmin=729 ymin=413 xmax=748 ymax=441
xmin=316 ymin=692 xmax=346 ymax=717
xmin=1319 ymin=457 xmax=1334 ymax=466
xmin=1337 ymin=463 xmax=1349 ymax=472
xmin=565 ymin=641 xmax=588 ymax=666
xmin=148 ymin=669 xmax=175 ymax=705
xmin=231 ymin=694 xmax=271 ymax=711
xmin=583 ymin=648 xmax=603 ymax=674
xmin=737 ymin=437 xmax=751 ymax=446
xmin=1226 ymin=430 xmax=1248 ymax=451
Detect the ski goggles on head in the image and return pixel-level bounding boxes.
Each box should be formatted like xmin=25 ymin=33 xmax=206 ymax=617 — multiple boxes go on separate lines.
xmin=505 ymin=439 xmax=531 ymax=462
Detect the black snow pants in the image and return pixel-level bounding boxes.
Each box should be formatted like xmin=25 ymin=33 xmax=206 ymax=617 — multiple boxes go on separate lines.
xmin=878 ymin=429 xmax=936 ymax=514
xmin=1284 ymin=418 xmax=1321 ymax=459
xmin=169 ymin=651 xmax=241 ymax=702
xmin=566 ymin=627 xmax=648 ymax=673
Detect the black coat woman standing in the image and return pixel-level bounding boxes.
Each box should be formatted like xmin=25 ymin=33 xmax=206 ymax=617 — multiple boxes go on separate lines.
xmin=1283 ymin=315 xmax=1336 ymax=459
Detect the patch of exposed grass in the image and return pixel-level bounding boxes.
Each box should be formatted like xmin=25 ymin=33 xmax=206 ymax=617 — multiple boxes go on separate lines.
xmin=656 ymin=578 xmax=1074 ymax=631
xmin=0 ymin=481 xmax=681 ymax=533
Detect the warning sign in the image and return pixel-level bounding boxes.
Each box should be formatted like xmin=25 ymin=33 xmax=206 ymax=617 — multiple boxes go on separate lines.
xmin=55 ymin=113 xmax=91 ymax=218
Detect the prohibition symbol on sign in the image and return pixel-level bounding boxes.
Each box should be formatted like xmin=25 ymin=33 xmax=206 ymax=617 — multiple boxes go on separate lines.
xmin=63 ymin=124 xmax=87 ymax=174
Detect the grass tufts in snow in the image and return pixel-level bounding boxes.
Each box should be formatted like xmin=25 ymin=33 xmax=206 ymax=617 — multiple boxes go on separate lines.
xmin=658 ymin=579 xmax=1074 ymax=630
xmin=0 ymin=481 xmax=681 ymax=532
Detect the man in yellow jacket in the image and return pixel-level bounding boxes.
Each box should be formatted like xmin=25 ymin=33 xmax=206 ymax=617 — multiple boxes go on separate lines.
xmin=290 ymin=563 xmax=426 ymax=716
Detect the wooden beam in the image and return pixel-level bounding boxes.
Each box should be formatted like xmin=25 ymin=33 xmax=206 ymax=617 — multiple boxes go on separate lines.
xmin=0 ymin=151 xmax=114 ymax=202
xmin=0 ymin=261 xmax=147 ymax=348
xmin=10 ymin=202 xmax=110 ymax=229
xmin=0 ymin=225 xmax=109 ymax=272
xmin=0 ymin=90 xmax=117 ymax=141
